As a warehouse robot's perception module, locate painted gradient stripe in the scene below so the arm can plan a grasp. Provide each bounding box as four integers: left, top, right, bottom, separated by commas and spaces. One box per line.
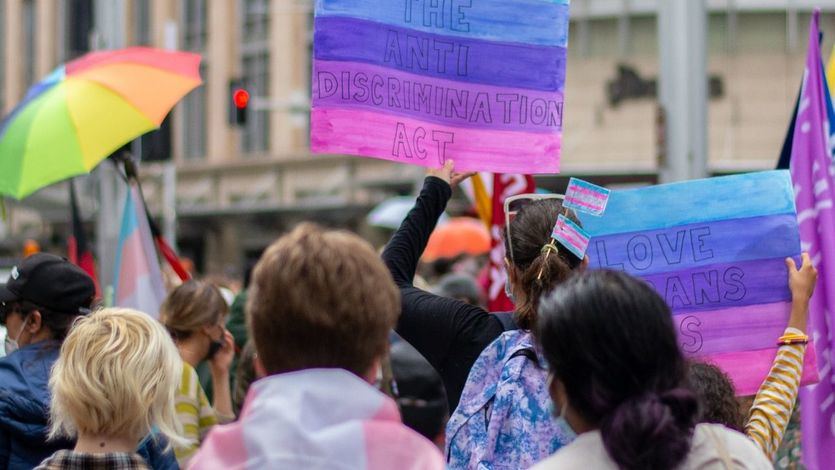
701, 344, 818, 396
642, 257, 791, 314
315, 0, 570, 47
589, 214, 801, 275
310, 107, 560, 174
673, 302, 791, 357
313, 60, 563, 133
314, 16, 566, 92
579, 170, 796, 236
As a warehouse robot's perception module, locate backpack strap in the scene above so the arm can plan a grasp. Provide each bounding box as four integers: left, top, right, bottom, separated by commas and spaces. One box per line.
494, 312, 518, 331
508, 347, 542, 369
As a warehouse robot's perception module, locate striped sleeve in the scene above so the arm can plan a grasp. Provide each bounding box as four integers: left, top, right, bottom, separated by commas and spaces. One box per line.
174, 362, 219, 467
744, 327, 806, 460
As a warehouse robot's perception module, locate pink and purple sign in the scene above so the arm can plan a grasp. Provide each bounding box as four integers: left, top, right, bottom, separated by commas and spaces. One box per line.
580, 171, 819, 396
310, 0, 569, 174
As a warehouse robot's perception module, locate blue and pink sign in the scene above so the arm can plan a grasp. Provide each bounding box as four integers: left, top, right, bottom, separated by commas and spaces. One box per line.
580, 170, 819, 396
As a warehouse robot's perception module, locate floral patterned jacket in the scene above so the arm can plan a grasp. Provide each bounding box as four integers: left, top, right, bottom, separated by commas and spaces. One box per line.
445, 330, 574, 469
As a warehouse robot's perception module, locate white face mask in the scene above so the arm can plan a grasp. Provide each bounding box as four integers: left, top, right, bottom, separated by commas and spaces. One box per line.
4, 317, 29, 355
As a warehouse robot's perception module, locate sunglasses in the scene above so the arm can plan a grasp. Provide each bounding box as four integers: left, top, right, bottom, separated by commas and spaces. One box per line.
503, 193, 565, 266
0, 301, 23, 326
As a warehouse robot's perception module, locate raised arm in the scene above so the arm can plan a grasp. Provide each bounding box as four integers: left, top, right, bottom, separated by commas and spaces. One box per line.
745, 253, 817, 459
382, 162, 504, 409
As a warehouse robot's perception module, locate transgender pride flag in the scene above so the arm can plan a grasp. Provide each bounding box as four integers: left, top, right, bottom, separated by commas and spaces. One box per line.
310, 0, 569, 174
112, 184, 166, 318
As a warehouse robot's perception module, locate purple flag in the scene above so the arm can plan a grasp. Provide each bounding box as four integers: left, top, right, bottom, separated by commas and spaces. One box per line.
792, 11, 835, 469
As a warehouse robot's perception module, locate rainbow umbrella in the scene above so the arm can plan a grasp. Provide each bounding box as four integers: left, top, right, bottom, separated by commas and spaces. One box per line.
0, 47, 202, 199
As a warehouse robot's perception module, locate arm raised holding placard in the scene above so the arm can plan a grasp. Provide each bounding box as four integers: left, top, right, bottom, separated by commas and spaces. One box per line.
745, 253, 817, 459
382, 161, 501, 410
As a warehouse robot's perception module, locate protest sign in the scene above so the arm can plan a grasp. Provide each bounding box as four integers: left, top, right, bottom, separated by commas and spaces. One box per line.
579, 170, 819, 396
310, 0, 569, 174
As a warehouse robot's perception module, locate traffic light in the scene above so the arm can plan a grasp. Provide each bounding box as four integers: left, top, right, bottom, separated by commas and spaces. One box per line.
229, 80, 249, 126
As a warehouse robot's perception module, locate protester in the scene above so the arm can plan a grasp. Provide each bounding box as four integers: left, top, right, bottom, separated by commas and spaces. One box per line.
390, 340, 449, 446
689, 254, 817, 461
231, 340, 257, 416
532, 270, 771, 469
36, 308, 184, 470
0, 254, 177, 470
189, 223, 444, 469
159, 281, 235, 466
433, 272, 485, 307
382, 161, 584, 468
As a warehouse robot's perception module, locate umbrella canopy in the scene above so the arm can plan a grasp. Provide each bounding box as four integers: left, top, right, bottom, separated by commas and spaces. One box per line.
0, 47, 202, 199
368, 196, 449, 229
423, 217, 491, 262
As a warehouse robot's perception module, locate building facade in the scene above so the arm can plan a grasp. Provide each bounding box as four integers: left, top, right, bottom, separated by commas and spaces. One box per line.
1, 0, 834, 275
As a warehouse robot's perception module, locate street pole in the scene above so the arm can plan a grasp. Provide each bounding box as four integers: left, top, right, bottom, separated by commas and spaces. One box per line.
657, 0, 708, 182
94, 0, 126, 297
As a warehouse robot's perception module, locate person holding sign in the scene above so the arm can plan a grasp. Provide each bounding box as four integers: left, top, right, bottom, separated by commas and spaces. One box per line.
381, 161, 587, 469
689, 253, 817, 460
532, 271, 771, 470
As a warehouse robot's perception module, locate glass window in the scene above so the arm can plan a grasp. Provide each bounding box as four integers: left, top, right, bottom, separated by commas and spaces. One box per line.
0, 0, 5, 114
133, 0, 151, 46
180, 0, 207, 160
66, 0, 94, 60
240, 0, 270, 155
22, 0, 35, 88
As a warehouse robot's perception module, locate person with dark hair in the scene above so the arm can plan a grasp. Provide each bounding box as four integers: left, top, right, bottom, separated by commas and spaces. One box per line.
433, 273, 485, 307
689, 362, 744, 431
390, 340, 448, 445
689, 253, 817, 461
533, 270, 771, 470
382, 161, 585, 468
0, 254, 177, 470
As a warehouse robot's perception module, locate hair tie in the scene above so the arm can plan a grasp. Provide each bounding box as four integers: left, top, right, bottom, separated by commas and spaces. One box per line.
538, 241, 559, 280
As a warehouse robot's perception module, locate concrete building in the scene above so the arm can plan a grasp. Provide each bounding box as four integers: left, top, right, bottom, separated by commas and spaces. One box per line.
1, 0, 834, 275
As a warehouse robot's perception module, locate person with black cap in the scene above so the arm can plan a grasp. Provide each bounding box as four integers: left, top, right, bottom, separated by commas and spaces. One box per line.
0, 254, 178, 470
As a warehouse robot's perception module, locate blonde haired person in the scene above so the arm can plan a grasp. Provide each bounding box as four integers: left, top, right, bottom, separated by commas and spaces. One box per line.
159, 281, 235, 466
36, 308, 184, 470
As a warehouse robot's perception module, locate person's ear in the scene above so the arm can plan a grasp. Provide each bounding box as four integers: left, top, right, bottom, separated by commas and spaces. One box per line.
548, 374, 568, 409
27, 310, 43, 334
580, 255, 590, 271
505, 257, 518, 284
253, 353, 267, 379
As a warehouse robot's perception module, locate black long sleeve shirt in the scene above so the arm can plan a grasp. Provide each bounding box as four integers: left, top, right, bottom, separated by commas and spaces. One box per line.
382, 177, 505, 410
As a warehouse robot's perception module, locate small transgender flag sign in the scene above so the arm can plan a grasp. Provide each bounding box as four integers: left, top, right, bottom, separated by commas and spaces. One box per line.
563, 177, 611, 216
552, 214, 591, 259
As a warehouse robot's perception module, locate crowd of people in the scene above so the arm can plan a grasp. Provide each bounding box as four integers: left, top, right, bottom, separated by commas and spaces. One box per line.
0, 161, 818, 469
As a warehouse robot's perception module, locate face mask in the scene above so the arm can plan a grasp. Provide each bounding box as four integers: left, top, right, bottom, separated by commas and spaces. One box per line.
552, 400, 577, 439
4, 317, 29, 356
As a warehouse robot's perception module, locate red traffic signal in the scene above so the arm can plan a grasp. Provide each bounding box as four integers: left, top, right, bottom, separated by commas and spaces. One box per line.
233, 88, 250, 109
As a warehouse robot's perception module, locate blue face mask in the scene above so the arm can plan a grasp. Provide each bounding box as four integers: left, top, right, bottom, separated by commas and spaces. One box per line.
552, 400, 578, 440
504, 277, 515, 302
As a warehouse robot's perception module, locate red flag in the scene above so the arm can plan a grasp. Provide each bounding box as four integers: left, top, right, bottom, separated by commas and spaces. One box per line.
484, 174, 536, 312
68, 181, 100, 296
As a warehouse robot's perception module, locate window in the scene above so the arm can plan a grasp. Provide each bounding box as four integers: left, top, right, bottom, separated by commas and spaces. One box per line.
240, 0, 270, 155
133, 0, 151, 46
66, 0, 94, 60
180, 0, 207, 160
0, 0, 5, 114
22, 0, 35, 88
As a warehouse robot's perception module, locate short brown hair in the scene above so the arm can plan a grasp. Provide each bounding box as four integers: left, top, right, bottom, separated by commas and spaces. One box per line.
159, 281, 228, 340
247, 223, 400, 377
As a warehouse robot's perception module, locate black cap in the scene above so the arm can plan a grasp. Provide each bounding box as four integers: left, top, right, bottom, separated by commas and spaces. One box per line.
0, 253, 95, 315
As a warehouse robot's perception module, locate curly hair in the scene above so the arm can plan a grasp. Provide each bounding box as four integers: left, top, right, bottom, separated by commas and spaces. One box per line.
687, 361, 744, 432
